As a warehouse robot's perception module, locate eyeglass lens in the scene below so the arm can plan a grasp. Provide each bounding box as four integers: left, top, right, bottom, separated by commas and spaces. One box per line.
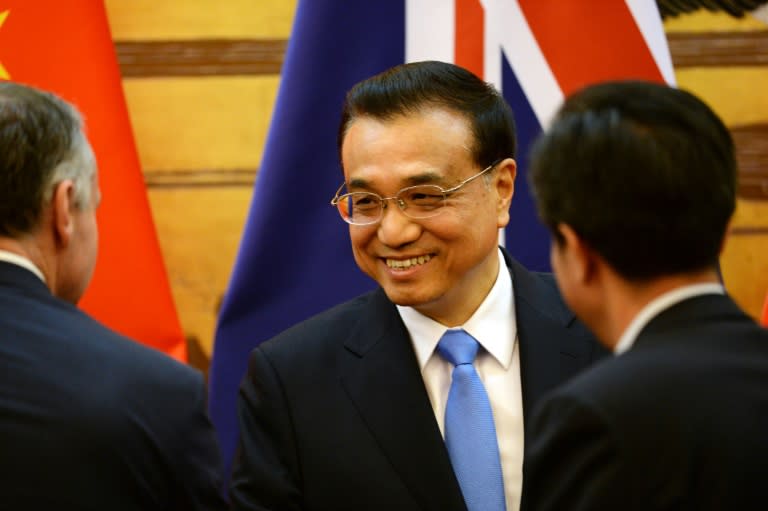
338, 185, 446, 224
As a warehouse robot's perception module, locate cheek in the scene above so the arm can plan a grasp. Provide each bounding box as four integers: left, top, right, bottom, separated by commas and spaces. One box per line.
349, 226, 367, 247
457, 190, 499, 229
550, 246, 559, 274
550, 242, 565, 278
85, 217, 99, 255
458, 205, 501, 246
348, 226, 375, 260
550, 244, 575, 303
348, 228, 381, 280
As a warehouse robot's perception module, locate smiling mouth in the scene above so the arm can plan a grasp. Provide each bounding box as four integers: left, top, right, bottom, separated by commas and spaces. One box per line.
385, 254, 432, 270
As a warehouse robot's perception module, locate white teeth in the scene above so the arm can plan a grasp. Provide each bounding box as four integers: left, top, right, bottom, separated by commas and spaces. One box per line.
386, 254, 432, 269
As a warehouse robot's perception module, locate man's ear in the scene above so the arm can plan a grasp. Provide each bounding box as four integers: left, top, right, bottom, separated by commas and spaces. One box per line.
495, 157, 516, 228
51, 180, 76, 249
557, 223, 597, 285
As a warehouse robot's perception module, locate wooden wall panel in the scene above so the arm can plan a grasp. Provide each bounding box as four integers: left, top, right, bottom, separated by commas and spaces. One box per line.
724, 198, 768, 322
675, 68, 768, 125
105, 0, 297, 40
732, 199, 768, 228
721, 225, 768, 320
147, 187, 253, 358
122, 76, 279, 171
669, 13, 768, 323
116, 40, 287, 77
104, 0, 294, 359
664, 10, 767, 31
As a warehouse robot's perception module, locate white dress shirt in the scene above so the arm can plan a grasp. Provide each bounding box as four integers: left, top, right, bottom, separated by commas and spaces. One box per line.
614, 282, 726, 354
398, 248, 523, 511
0, 249, 46, 283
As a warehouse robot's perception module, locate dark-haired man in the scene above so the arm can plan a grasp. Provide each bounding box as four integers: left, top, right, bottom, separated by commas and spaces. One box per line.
523, 80, 768, 510
230, 61, 606, 511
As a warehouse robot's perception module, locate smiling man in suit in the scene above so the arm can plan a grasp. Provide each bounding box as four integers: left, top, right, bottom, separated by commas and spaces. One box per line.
523, 80, 768, 510
0, 81, 227, 510
229, 61, 607, 511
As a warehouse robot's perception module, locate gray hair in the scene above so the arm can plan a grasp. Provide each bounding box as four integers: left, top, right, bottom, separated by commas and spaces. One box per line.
44, 127, 96, 209
0, 82, 96, 237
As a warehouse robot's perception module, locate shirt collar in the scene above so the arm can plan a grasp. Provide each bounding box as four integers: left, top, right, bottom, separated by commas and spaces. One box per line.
398, 248, 516, 370
0, 249, 46, 283
614, 282, 725, 355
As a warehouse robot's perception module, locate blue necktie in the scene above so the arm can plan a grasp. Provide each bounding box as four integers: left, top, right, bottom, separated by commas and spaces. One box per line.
438, 329, 506, 511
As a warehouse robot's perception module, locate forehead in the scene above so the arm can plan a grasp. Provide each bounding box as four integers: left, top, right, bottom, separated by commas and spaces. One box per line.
341, 108, 475, 187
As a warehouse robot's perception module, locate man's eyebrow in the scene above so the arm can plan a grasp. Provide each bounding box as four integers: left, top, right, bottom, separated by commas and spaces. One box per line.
406, 171, 444, 186
346, 177, 371, 190
347, 170, 446, 190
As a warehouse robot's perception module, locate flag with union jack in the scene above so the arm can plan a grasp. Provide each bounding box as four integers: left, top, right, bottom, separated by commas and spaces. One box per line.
209, 0, 676, 472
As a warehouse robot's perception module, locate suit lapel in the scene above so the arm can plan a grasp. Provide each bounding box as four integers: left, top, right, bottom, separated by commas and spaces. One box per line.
337, 253, 604, 509
340, 289, 467, 511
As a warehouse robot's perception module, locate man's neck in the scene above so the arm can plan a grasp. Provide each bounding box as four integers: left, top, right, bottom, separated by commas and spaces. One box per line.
600, 267, 722, 350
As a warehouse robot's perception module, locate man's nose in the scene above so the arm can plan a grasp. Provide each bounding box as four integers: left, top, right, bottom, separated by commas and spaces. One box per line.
377, 199, 421, 247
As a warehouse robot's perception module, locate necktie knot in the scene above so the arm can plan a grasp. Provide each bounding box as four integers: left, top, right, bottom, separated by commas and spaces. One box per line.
437, 329, 479, 367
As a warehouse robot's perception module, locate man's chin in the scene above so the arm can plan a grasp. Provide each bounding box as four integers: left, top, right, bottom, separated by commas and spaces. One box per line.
381, 286, 444, 313
381, 287, 429, 308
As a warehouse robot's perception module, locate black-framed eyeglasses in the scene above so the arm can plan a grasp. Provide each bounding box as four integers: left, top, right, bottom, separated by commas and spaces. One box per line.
330, 159, 503, 226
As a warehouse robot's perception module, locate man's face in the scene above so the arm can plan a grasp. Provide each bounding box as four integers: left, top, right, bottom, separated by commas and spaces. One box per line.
340, 108, 514, 325
549, 228, 605, 346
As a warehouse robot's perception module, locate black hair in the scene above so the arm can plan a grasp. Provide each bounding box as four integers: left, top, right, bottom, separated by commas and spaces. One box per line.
529, 80, 736, 280
338, 60, 516, 169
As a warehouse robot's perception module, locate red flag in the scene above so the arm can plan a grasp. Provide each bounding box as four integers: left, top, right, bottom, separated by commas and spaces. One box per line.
0, 1, 186, 361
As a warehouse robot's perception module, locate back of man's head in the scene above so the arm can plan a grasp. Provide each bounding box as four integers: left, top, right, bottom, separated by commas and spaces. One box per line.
337, 60, 517, 169
529, 80, 736, 281
0, 81, 94, 237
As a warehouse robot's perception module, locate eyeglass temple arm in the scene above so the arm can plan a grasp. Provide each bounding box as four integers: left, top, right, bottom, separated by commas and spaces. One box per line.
330, 182, 346, 205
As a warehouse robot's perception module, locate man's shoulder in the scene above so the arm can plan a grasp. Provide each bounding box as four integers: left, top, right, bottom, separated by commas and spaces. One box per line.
503, 252, 565, 310
547, 339, 702, 414
1, 288, 206, 446
5, 288, 200, 389
257, 288, 392, 358
82, 320, 202, 393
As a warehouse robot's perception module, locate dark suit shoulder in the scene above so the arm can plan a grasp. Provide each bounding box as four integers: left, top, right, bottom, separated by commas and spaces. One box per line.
1, 282, 204, 438
528, 311, 768, 510
2, 281, 198, 376
0, 274, 226, 510
543, 305, 768, 434
58, 301, 200, 388
257, 288, 385, 360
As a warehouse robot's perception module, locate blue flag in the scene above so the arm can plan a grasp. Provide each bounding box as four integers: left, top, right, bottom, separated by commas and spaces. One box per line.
209, 0, 674, 473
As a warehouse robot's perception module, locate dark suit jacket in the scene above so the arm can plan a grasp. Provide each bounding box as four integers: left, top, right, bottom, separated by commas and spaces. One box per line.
230, 251, 607, 511
523, 293, 768, 511
0, 261, 227, 510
